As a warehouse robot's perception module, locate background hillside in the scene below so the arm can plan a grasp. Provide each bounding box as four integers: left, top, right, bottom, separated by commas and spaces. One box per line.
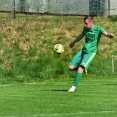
0, 13, 117, 84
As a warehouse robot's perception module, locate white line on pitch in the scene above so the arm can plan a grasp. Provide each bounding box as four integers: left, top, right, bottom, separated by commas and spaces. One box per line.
26, 110, 117, 117
1, 110, 116, 117
0, 81, 117, 87
31, 110, 117, 116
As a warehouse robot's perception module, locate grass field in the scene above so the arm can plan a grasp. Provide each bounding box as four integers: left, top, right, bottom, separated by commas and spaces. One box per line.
0, 75, 117, 117
0, 13, 117, 117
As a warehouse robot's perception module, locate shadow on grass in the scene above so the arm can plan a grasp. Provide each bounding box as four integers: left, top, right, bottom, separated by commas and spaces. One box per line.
42, 89, 68, 92
102, 84, 117, 86
91, 84, 117, 86
51, 89, 68, 91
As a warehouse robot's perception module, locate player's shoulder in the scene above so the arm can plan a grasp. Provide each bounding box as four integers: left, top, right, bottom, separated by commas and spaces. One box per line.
93, 25, 103, 29
93, 25, 105, 31
93, 25, 105, 33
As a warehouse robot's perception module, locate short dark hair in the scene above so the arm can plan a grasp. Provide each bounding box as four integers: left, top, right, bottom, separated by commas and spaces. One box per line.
84, 16, 94, 22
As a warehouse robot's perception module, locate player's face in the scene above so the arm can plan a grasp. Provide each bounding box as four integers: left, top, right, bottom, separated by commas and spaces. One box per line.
84, 19, 94, 29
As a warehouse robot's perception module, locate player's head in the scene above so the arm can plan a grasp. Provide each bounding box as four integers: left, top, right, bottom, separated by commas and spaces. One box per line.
84, 16, 94, 29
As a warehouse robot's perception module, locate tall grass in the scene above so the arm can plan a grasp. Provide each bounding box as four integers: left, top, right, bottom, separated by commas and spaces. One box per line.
0, 13, 117, 83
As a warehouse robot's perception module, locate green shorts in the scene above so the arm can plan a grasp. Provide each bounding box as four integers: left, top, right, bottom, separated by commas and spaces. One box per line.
70, 50, 96, 70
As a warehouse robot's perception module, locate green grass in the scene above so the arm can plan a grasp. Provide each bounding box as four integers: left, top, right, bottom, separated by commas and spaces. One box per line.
0, 76, 117, 117
0, 12, 117, 117
0, 12, 117, 83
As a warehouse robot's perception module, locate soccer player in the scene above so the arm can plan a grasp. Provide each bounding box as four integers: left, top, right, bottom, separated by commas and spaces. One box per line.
68, 16, 114, 92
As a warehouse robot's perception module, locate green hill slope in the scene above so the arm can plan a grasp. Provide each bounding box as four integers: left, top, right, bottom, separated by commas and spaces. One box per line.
0, 13, 117, 83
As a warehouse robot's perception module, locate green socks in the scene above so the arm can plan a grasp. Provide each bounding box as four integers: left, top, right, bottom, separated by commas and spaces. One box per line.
73, 73, 82, 87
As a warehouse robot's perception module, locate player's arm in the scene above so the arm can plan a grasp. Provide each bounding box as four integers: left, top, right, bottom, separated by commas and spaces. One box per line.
103, 32, 114, 38
70, 33, 84, 48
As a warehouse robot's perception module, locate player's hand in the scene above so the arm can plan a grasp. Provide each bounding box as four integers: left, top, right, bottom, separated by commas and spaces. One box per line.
109, 33, 114, 38
103, 32, 114, 38
70, 42, 75, 48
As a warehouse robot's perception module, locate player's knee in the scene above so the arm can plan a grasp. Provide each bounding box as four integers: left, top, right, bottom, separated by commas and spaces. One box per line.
78, 66, 84, 73
68, 65, 75, 70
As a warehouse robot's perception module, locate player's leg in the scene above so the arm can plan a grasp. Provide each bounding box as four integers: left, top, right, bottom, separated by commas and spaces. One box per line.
68, 50, 83, 71
72, 65, 84, 87
68, 52, 96, 92
68, 66, 84, 92
68, 50, 83, 92
80, 52, 96, 70
69, 51, 87, 74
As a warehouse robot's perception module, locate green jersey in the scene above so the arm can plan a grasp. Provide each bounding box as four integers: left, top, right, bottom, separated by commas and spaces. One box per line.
82, 25, 105, 53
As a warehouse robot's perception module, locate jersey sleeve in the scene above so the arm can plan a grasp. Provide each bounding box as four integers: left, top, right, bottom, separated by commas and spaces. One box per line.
100, 26, 106, 33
